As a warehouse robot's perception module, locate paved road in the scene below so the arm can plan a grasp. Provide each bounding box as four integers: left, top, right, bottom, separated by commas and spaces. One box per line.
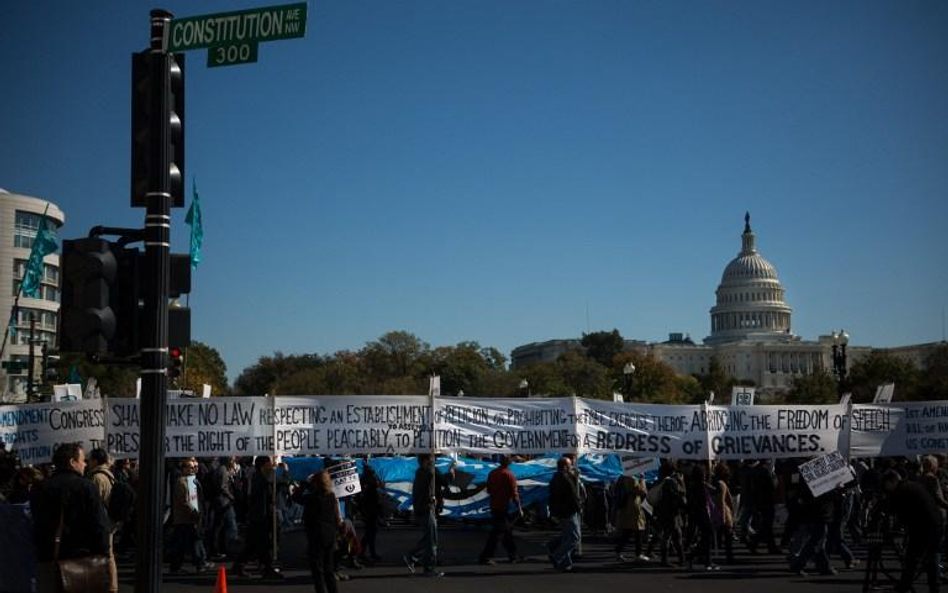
117, 524, 890, 593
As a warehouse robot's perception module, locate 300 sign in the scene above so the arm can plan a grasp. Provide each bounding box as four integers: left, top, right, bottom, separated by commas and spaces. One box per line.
207, 42, 259, 67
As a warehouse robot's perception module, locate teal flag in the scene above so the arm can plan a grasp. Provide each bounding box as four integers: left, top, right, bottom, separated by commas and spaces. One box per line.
185, 179, 204, 269
21, 207, 58, 297
68, 365, 82, 385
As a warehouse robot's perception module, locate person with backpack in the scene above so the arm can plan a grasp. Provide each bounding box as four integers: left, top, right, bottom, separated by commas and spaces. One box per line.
646, 461, 687, 567
87, 447, 119, 593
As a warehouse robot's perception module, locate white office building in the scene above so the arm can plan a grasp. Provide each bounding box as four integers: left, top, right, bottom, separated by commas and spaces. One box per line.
0, 189, 65, 402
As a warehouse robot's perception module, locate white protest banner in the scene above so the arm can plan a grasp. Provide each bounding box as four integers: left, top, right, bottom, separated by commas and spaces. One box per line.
105, 397, 273, 459
798, 451, 854, 497
435, 397, 578, 456
731, 386, 755, 406
329, 461, 361, 498
0, 399, 107, 464
872, 383, 895, 404
275, 396, 432, 456
576, 400, 701, 458
850, 401, 948, 458
704, 404, 851, 460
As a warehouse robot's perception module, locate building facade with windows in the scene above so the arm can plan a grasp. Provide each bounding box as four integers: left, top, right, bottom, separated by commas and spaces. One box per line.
511, 214, 873, 399
0, 189, 65, 402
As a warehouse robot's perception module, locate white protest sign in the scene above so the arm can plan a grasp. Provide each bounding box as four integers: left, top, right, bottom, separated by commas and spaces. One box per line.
329, 461, 361, 498
435, 397, 578, 456
798, 451, 854, 497
619, 455, 659, 477
731, 386, 755, 406
275, 396, 432, 456
53, 384, 82, 402
429, 376, 441, 397
850, 402, 948, 458
0, 399, 107, 464
873, 383, 895, 404
202, 384, 212, 398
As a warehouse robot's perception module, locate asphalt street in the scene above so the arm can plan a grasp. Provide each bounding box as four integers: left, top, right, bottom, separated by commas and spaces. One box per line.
115, 523, 894, 593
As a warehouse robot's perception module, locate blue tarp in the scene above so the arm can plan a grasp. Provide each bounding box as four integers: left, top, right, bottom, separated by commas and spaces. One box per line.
283, 454, 654, 520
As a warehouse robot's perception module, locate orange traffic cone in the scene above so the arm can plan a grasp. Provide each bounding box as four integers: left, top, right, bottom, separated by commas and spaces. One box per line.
214, 565, 228, 593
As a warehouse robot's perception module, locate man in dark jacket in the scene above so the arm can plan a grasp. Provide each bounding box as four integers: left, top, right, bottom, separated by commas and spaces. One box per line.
232, 456, 282, 579
403, 454, 452, 577
548, 455, 582, 571
204, 456, 238, 560
883, 470, 943, 593
31, 442, 111, 593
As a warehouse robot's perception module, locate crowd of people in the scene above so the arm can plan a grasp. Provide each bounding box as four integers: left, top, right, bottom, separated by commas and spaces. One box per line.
0, 443, 945, 593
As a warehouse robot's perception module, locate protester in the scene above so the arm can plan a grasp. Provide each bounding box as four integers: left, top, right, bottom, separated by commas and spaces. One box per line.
713, 462, 736, 564
747, 459, 780, 554
547, 455, 582, 572
612, 472, 648, 562
356, 460, 384, 563
30, 442, 111, 593
786, 467, 835, 577
883, 469, 944, 593
204, 456, 239, 561
297, 470, 343, 593
87, 447, 119, 592
233, 455, 283, 578
403, 454, 450, 577
684, 464, 718, 571
479, 455, 523, 565
646, 462, 686, 567
168, 457, 212, 574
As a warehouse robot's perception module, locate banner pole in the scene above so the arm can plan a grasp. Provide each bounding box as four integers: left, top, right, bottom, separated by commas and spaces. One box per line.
271, 394, 278, 564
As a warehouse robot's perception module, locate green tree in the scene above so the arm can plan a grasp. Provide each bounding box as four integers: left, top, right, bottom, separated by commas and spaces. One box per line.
581, 329, 625, 368
612, 351, 686, 403
180, 341, 228, 396
361, 331, 430, 380
234, 352, 323, 395
847, 350, 920, 403
787, 371, 838, 404
695, 356, 736, 403
54, 353, 139, 398
918, 343, 948, 401
556, 351, 613, 399
425, 342, 493, 396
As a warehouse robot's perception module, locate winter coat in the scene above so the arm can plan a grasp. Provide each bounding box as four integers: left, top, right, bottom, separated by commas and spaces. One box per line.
614, 475, 647, 531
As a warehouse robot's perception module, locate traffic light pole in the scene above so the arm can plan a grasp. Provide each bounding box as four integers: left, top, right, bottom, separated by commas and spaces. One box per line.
135, 10, 173, 593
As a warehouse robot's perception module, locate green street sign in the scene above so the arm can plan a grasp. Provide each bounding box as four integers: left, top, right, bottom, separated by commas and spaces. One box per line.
165, 3, 307, 64
208, 42, 260, 68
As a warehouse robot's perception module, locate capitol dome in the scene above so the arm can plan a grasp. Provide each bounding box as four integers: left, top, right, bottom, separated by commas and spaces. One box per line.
705, 213, 793, 345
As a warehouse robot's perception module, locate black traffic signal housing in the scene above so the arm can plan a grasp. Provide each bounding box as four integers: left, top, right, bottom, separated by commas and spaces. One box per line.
169, 346, 184, 379
59, 238, 120, 353
131, 50, 185, 207
59, 238, 191, 356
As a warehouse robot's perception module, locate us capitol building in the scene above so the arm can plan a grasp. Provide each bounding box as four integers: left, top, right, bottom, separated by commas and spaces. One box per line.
512, 214, 887, 399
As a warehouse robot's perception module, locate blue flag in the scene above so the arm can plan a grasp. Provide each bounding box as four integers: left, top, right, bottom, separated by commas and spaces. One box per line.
21, 206, 58, 297
185, 179, 204, 269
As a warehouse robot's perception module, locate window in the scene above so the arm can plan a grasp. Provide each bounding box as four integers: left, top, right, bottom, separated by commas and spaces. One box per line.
13, 210, 58, 250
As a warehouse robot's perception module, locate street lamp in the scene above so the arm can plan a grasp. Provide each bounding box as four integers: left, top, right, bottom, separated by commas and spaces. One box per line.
831, 329, 849, 394
623, 362, 636, 400
518, 379, 529, 398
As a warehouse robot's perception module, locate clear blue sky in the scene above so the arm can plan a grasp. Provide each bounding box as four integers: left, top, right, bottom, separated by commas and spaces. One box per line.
2, 1, 946, 382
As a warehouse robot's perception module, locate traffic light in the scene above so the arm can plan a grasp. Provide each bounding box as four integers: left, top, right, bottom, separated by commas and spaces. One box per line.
59, 238, 119, 353
169, 347, 183, 379
131, 51, 185, 207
